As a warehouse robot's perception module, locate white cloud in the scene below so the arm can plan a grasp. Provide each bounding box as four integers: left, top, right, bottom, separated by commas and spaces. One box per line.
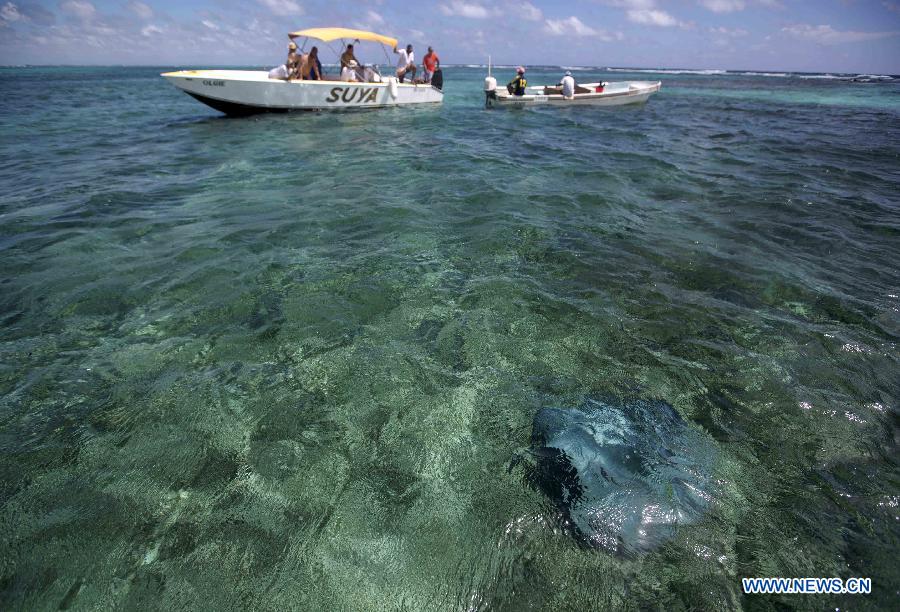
1, 2, 24, 22
201, 20, 219, 31
544, 16, 621, 41
365, 9, 384, 25
352, 8, 385, 32
439, 2, 495, 19
141, 24, 162, 37
627, 9, 681, 27
601, 0, 656, 8
544, 16, 596, 36
128, 1, 152, 20
709, 26, 748, 36
257, 0, 303, 16
60, 0, 95, 21
519, 2, 543, 21
782, 24, 899, 45
699, 0, 745, 12
599, 0, 687, 27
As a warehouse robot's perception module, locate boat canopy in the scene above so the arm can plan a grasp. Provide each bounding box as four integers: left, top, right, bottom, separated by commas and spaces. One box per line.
288, 27, 397, 48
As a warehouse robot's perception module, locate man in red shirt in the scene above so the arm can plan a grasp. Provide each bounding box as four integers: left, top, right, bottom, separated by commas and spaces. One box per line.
422, 46, 440, 84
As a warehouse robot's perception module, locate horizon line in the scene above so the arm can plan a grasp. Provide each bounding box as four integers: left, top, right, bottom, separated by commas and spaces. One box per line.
0, 64, 897, 77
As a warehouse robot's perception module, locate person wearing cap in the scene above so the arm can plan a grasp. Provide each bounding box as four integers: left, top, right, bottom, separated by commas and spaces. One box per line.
561, 70, 576, 99
340, 44, 359, 70
507, 66, 527, 96
285, 41, 301, 80
422, 46, 439, 84
341, 59, 360, 82
393, 43, 416, 83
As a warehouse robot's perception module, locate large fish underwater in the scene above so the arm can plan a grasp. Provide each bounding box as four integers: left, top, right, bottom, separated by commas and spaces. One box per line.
518, 398, 718, 555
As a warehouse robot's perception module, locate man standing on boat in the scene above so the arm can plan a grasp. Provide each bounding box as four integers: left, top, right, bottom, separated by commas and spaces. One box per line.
422, 46, 439, 84
340, 44, 359, 71
394, 44, 416, 83
507, 66, 527, 96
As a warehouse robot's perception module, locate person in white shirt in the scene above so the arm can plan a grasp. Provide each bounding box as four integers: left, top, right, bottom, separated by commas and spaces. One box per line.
393, 44, 416, 83
341, 59, 360, 82
561, 70, 576, 99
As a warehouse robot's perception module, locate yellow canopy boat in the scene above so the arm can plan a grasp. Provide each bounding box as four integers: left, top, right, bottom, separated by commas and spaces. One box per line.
161, 27, 442, 115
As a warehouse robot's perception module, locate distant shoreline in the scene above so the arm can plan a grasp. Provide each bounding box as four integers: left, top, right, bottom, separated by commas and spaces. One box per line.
0, 63, 900, 83
2, 64, 896, 81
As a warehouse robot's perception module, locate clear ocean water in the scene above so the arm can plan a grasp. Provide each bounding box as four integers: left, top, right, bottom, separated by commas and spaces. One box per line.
1, 66, 898, 610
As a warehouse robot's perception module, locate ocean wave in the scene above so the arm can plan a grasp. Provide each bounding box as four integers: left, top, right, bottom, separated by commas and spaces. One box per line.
796, 74, 851, 80
447, 64, 519, 70
608, 68, 727, 75
736, 71, 790, 78
795, 73, 895, 81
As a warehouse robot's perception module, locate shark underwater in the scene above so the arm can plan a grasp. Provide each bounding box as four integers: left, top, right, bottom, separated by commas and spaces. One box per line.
520, 398, 719, 555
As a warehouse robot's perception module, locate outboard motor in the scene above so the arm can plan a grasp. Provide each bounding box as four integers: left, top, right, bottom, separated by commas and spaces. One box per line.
431, 68, 443, 91
484, 75, 497, 108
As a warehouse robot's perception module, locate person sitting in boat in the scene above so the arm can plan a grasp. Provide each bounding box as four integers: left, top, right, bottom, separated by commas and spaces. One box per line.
303, 46, 322, 80
394, 44, 416, 83
295, 49, 309, 79
561, 70, 576, 99
340, 44, 359, 70
341, 60, 360, 82
268, 41, 297, 80
285, 41, 301, 80
507, 66, 527, 96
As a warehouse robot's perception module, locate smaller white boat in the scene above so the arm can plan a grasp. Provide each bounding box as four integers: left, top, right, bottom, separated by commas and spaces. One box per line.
484, 75, 660, 108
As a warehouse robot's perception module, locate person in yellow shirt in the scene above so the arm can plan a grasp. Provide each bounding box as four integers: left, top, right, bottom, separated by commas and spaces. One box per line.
507, 66, 527, 95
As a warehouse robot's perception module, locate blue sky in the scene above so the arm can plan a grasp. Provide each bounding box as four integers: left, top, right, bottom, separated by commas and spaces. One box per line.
1, 1, 898, 72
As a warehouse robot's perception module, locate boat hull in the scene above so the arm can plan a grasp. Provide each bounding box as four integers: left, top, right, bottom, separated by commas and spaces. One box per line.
162, 70, 443, 115
486, 81, 661, 108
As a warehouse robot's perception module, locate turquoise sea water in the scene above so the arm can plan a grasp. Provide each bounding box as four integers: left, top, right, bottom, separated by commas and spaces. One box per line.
1, 66, 898, 610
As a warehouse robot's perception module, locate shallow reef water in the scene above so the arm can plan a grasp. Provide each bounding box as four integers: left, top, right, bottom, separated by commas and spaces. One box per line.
525, 398, 718, 555
0, 66, 898, 610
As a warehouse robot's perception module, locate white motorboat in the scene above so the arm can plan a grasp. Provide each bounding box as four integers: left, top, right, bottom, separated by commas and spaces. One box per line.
484, 75, 660, 108
162, 28, 443, 115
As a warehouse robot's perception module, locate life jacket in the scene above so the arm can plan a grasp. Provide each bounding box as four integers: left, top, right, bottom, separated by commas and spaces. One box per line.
507, 75, 527, 96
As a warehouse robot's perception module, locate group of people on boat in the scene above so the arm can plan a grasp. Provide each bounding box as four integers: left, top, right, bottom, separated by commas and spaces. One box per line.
506, 67, 599, 99
389, 43, 440, 84
278, 41, 323, 80
271, 40, 440, 85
